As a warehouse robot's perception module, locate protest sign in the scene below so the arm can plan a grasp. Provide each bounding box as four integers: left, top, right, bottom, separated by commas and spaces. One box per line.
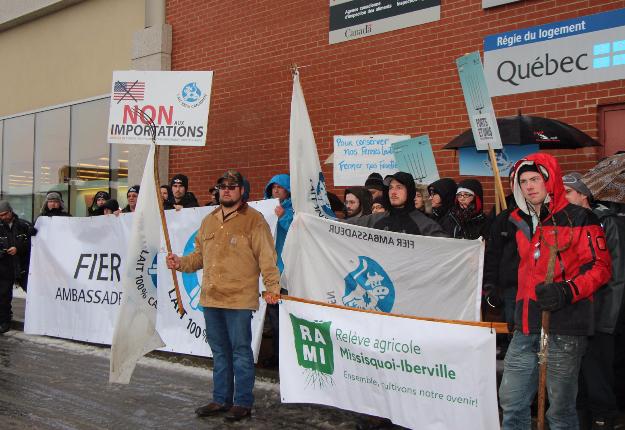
333, 135, 409, 186
281, 213, 484, 322
279, 299, 500, 430
107, 70, 213, 146
459, 144, 539, 177
391, 135, 440, 184
26, 200, 279, 362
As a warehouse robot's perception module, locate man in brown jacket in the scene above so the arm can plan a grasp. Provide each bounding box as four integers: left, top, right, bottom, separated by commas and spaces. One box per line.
166, 170, 280, 421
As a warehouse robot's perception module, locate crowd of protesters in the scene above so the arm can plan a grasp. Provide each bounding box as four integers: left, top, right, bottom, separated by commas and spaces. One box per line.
3, 150, 624, 429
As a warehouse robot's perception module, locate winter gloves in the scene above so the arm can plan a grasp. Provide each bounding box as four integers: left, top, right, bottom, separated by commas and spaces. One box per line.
483, 284, 503, 308
534, 282, 573, 312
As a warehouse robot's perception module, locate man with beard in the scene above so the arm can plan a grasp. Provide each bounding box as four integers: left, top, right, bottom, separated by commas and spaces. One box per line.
166, 170, 280, 421
343, 172, 448, 430
164, 174, 199, 210
342, 187, 373, 219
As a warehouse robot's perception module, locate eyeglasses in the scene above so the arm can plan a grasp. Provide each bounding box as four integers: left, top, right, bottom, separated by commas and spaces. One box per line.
456, 193, 474, 199
218, 184, 239, 190
372, 204, 384, 210
344, 200, 359, 206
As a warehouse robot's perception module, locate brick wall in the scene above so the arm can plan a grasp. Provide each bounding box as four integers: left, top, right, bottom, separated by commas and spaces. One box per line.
166, 0, 625, 209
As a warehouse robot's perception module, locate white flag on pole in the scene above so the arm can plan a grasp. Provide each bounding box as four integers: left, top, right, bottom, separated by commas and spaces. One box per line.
289, 72, 337, 219
110, 143, 166, 383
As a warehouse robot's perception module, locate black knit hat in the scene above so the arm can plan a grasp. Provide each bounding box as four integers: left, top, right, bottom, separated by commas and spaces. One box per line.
171, 174, 189, 190
364, 172, 384, 191
127, 185, 140, 196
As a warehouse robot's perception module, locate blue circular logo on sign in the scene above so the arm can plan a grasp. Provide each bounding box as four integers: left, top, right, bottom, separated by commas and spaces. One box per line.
342, 256, 395, 313
182, 82, 202, 103
181, 230, 203, 310
149, 254, 158, 288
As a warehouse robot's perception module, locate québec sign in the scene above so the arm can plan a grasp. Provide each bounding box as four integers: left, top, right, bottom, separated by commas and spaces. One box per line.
483, 8, 625, 97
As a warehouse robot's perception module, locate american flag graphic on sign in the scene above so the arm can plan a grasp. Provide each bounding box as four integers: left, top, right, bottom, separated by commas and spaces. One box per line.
113, 81, 145, 103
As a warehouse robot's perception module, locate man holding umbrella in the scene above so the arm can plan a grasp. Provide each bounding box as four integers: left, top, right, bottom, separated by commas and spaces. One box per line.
498, 153, 611, 430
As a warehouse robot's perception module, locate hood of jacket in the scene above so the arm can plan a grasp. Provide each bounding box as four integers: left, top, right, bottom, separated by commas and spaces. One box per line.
342, 186, 373, 218
264, 174, 291, 199
511, 153, 567, 216
428, 178, 457, 215
383, 172, 416, 212
456, 178, 484, 214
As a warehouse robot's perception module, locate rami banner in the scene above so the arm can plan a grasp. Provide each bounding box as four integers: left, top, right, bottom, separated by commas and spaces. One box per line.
484, 8, 625, 97
333, 135, 408, 186
280, 213, 484, 322
107, 70, 213, 146
279, 299, 500, 430
26, 200, 279, 362
155, 199, 279, 361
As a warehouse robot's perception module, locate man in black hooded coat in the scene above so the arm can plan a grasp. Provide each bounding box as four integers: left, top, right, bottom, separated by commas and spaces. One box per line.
344, 172, 448, 237
427, 178, 457, 236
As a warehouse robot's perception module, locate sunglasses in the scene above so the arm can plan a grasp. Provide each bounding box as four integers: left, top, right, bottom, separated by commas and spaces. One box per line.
218, 184, 239, 190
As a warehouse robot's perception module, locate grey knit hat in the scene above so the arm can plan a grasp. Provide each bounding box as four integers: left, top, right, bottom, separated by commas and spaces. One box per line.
0, 200, 13, 213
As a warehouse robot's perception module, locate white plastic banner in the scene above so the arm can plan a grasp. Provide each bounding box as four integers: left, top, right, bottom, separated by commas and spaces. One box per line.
107, 70, 213, 146
26, 200, 279, 363
281, 213, 484, 321
280, 300, 499, 430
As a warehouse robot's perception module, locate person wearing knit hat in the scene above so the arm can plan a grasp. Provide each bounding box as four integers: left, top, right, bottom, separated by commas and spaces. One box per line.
165, 173, 199, 211
562, 172, 593, 207
364, 172, 384, 199
342, 187, 373, 219
448, 179, 493, 240
427, 178, 458, 236
88, 191, 110, 216
371, 195, 386, 213
38, 191, 72, 218
122, 185, 140, 213
97, 199, 121, 216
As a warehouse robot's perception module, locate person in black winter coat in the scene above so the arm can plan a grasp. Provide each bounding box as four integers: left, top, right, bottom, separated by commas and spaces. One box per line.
342, 187, 373, 219
427, 178, 457, 236
164, 174, 199, 210
0, 201, 37, 332
88, 191, 110, 216
121, 185, 140, 213
37, 191, 72, 219
448, 179, 493, 240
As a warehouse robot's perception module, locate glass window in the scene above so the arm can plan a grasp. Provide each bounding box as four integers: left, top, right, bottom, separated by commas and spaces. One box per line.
111, 143, 130, 210
34, 107, 70, 218
70, 98, 111, 216
2, 115, 34, 221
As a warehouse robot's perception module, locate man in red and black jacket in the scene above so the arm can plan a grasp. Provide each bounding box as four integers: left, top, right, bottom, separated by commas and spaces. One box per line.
499, 153, 612, 430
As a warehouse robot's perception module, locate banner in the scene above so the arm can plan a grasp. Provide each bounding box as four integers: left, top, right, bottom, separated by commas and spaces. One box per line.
391, 135, 440, 184
329, 0, 441, 45
155, 199, 279, 361
110, 143, 165, 384
107, 70, 213, 146
333, 135, 408, 186
279, 299, 499, 430
484, 8, 625, 96
281, 213, 484, 322
456, 52, 503, 151
26, 200, 279, 362
289, 73, 337, 219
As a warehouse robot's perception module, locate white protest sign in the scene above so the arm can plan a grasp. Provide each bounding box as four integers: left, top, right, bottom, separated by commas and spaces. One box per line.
333, 135, 409, 186
280, 299, 500, 430
107, 70, 213, 146
281, 213, 484, 322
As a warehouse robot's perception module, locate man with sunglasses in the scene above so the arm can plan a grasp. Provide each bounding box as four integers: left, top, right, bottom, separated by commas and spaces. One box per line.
166, 170, 280, 421
0, 201, 37, 333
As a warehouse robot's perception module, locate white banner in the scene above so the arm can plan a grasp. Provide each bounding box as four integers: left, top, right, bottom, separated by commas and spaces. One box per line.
155, 199, 279, 361
289, 73, 337, 219
26, 200, 279, 362
280, 300, 499, 430
107, 70, 213, 146
281, 213, 484, 321
333, 135, 409, 186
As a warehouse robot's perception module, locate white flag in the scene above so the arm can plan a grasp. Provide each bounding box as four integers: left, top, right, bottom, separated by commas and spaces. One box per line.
110, 143, 166, 383
282, 213, 484, 321
289, 73, 337, 219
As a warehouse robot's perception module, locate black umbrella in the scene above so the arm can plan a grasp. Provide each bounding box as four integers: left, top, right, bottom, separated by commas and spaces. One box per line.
443, 113, 601, 150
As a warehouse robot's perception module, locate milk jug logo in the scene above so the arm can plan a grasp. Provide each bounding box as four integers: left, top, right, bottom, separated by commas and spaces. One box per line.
177, 82, 208, 108
343, 256, 395, 313
289, 313, 334, 389
309, 172, 337, 219
181, 230, 202, 310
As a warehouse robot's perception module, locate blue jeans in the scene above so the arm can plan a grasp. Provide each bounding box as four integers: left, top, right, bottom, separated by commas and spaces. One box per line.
499, 331, 587, 430
203, 307, 255, 409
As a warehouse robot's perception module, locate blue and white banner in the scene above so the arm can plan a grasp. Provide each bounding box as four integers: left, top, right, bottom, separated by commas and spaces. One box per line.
280, 299, 499, 430
484, 8, 625, 96
281, 213, 484, 322
459, 144, 539, 177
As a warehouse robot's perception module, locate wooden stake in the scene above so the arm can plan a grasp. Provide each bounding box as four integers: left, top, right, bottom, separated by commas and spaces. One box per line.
488, 146, 507, 211
154, 145, 185, 316
262, 292, 510, 333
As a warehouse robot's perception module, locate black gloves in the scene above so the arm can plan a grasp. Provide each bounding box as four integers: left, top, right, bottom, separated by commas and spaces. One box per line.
483, 284, 503, 308
535, 282, 573, 312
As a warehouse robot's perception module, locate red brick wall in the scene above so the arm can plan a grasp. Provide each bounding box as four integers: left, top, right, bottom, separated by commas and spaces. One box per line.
166, 0, 625, 209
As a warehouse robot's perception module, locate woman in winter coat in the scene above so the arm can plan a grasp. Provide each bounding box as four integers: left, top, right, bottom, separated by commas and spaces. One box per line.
427, 178, 457, 236
448, 179, 493, 240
